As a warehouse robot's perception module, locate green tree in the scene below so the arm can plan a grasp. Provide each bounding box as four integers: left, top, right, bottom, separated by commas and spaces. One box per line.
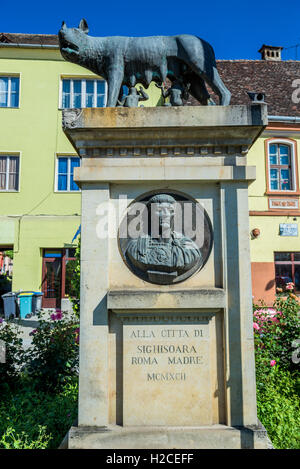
69, 238, 80, 318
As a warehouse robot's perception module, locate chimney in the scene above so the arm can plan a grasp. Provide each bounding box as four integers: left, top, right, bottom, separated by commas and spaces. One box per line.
247, 91, 266, 103
259, 44, 283, 61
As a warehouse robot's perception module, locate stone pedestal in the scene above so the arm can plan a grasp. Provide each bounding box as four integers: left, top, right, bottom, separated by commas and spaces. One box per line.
63, 105, 271, 449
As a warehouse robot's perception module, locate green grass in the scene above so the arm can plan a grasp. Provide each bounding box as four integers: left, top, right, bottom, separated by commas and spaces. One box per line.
0, 365, 298, 448
256, 368, 300, 449
1, 370, 299, 449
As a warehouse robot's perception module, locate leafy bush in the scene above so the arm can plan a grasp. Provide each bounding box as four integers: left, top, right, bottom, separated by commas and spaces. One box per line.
69, 238, 80, 318
0, 378, 78, 449
0, 426, 51, 449
0, 320, 24, 389
0, 274, 12, 296
256, 367, 300, 449
254, 294, 300, 449
3, 250, 14, 260
23, 310, 79, 392
253, 294, 300, 373
0, 310, 79, 448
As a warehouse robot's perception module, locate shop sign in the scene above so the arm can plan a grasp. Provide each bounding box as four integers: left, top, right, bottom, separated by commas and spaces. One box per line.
279, 224, 298, 237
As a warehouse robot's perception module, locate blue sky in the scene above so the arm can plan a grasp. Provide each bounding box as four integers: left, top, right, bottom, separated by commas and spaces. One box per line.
1, 0, 300, 60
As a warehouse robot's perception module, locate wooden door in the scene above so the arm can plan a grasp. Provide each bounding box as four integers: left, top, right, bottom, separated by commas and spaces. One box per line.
42, 256, 62, 308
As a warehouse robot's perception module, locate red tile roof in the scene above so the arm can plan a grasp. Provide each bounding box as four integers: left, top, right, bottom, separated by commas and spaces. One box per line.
0, 32, 58, 46
186, 60, 300, 117
218, 60, 300, 116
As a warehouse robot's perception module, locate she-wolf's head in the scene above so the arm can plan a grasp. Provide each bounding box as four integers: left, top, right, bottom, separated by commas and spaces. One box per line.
58, 19, 90, 63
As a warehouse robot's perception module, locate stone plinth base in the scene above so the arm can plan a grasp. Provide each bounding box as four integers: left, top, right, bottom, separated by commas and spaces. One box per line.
61, 105, 271, 445
67, 424, 272, 449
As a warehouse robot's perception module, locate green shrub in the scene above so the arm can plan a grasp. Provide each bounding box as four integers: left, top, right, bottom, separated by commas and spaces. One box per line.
0, 378, 78, 449
253, 295, 300, 449
0, 320, 24, 389
0, 274, 12, 296
23, 310, 79, 392
69, 238, 80, 318
253, 294, 300, 373
0, 426, 51, 449
3, 250, 14, 260
256, 367, 300, 449
0, 311, 79, 448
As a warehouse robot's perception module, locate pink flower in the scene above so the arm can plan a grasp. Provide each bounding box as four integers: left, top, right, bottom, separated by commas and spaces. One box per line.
270, 360, 276, 367
0, 318, 3, 324
286, 283, 294, 291
29, 329, 37, 336
253, 308, 282, 332
50, 312, 63, 320
253, 322, 260, 331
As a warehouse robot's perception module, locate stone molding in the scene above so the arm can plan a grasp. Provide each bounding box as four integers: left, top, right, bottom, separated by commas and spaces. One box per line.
63, 105, 267, 159
114, 313, 214, 323
77, 145, 250, 158
108, 288, 226, 310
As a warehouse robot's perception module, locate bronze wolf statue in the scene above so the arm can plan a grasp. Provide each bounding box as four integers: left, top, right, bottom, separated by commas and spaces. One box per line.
58, 19, 231, 108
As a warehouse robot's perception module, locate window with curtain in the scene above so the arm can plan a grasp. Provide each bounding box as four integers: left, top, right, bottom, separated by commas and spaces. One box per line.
0, 156, 19, 191
61, 78, 106, 108
268, 142, 294, 191
275, 252, 300, 292
0, 76, 20, 108
57, 156, 80, 191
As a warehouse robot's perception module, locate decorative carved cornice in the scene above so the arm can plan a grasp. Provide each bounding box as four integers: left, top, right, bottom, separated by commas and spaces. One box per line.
62, 109, 83, 130
116, 313, 214, 323
78, 145, 250, 158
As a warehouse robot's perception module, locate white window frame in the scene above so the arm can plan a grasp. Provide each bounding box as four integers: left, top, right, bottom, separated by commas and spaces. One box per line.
55, 155, 81, 193
0, 154, 20, 192
59, 77, 107, 109
0, 75, 20, 108
267, 139, 297, 193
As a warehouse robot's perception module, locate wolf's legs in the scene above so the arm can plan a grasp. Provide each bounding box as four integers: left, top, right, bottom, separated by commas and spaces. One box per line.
106, 65, 124, 107
205, 67, 231, 106
188, 63, 231, 105
189, 62, 230, 106
188, 74, 211, 105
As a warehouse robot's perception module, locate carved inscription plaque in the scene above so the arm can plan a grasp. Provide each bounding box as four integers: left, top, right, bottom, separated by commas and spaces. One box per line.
122, 313, 219, 426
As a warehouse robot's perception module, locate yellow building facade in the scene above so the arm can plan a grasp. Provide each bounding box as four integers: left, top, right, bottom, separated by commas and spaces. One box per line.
0, 35, 299, 308
249, 125, 300, 304
0, 33, 161, 310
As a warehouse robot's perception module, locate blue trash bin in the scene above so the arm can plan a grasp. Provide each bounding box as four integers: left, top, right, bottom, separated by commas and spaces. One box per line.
17, 292, 34, 319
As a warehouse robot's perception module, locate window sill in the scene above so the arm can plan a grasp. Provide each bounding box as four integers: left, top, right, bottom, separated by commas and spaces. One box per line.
250, 210, 300, 216
265, 191, 300, 196
0, 190, 20, 193
58, 106, 104, 111
55, 190, 81, 194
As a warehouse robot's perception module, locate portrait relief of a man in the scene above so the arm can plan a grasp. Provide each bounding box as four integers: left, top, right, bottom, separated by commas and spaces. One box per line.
123, 193, 208, 285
